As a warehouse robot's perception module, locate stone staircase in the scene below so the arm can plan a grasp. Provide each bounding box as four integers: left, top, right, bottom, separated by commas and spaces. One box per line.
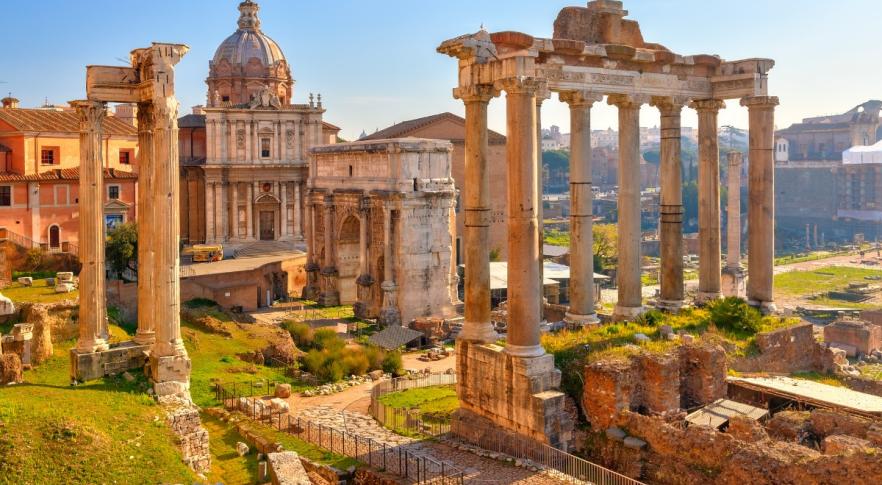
232, 240, 305, 259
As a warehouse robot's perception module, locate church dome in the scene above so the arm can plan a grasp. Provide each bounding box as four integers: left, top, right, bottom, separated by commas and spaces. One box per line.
207, 1, 293, 107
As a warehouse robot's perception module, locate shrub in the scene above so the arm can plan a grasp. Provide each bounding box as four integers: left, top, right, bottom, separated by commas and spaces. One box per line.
341, 350, 370, 377
184, 298, 218, 309
284, 321, 314, 349
382, 351, 404, 376
636, 309, 664, 327
313, 328, 344, 351
363, 345, 385, 370
708, 297, 762, 334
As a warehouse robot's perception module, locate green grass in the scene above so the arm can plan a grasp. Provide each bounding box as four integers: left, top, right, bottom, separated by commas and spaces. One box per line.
774, 250, 844, 266
774, 265, 882, 297
857, 364, 882, 381
1, 279, 79, 304
378, 385, 458, 413
0, 329, 194, 484
791, 371, 846, 387
641, 272, 659, 286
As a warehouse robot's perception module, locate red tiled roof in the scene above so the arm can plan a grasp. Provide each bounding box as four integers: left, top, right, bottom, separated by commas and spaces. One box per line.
0, 168, 138, 182
361, 112, 506, 144
322, 121, 341, 131
0, 108, 137, 136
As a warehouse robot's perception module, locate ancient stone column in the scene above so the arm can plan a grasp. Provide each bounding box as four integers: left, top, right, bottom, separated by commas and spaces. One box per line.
379, 201, 401, 326
608, 94, 645, 320
230, 182, 239, 239
293, 182, 302, 239
652, 97, 686, 311
246, 183, 254, 239
134, 102, 156, 345
560, 90, 602, 326
354, 198, 374, 318
148, 44, 191, 398
536, 89, 549, 320
742, 96, 780, 312
319, 195, 340, 306
454, 85, 498, 343
217, 182, 227, 240
691, 99, 725, 304
281, 182, 288, 238
722, 151, 746, 297
499, 77, 544, 357
72, 100, 109, 353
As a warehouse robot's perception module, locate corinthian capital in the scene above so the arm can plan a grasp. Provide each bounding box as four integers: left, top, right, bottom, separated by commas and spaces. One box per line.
495, 76, 544, 96
152, 98, 180, 128
607, 94, 649, 109
650, 96, 689, 114
740, 95, 779, 110
453, 84, 499, 103
71, 100, 107, 131
689, 98, 726, 113
136, 102, 154, 131
559, 90, 603, 108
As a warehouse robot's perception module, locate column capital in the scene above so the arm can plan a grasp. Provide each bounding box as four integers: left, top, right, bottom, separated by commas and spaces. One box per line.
495, 76, 544, 96
559, 90, 603, 108
70, 100, 107, 128
740, 95, 780, 109
650, 96, 689, 113
453, 84, 499, 103
689, 98, 726, 113
607, 94, 649, 109
136, 102, 154, 130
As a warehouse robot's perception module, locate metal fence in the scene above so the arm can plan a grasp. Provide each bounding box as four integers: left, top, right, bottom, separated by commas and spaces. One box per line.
450, 420, 644, 485
370, 373, 457, 437
215, 381, 465, 484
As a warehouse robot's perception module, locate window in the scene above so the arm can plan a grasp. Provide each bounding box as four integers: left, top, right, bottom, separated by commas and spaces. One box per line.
119, 150, 131, 164
41, 148, 56, 165
108, 185, 120, 200
222, 95, 230, 102
0, 186, 10, 206
260, 138, 271, 158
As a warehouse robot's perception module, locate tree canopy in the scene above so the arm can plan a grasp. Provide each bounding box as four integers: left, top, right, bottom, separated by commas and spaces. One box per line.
105, 222, 138, 281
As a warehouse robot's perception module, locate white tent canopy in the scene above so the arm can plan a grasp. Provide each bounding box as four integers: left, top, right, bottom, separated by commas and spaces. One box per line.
843, 140, 882, 165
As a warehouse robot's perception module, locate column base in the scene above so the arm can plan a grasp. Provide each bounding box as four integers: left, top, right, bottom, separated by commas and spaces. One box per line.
504, 343, 546, 358
76, 338, 110, 354
613, 304, 644, 321
564, 311, 600, 328
655, 299, 686, 313
133, 330, 156, 346
378, 306, 402, 327
695, 291, 723, 305
70, 341, 150, 383
317, 291, 340, 307
458, 321, 498, 343
748, 299, 777, 315
149, 353, 192, 399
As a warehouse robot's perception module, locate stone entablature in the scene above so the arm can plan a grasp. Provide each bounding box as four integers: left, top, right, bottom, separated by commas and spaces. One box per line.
306, 139, 457, 326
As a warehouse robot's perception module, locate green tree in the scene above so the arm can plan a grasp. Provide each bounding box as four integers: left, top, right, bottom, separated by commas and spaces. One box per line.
541, 150, 569, 171
105, 222, 138, 280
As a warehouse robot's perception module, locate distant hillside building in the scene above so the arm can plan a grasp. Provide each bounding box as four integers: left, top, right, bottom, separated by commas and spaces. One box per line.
361, 112, 509, 262
775, 100, 882, 244
0, 98, 138, 251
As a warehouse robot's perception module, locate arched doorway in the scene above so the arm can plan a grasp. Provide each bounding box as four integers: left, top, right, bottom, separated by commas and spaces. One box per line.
48, 225, 60, 251
336, 215, 360, 304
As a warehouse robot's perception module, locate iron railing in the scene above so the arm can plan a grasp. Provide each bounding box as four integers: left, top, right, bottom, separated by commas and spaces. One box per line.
370, 373, 457, 437
450, 420, 645, 485
215, 380, 465, 484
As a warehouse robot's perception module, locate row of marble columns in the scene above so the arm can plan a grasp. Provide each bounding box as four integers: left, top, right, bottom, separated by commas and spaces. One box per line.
456, 80, 779, 354
74, 98, 188, 363
205, 180, 304, 242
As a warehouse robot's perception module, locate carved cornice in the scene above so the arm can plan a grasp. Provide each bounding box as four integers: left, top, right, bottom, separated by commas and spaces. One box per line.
495, 76, 544, 96
740, 95, 780, 110
607, 93, 649, 109
453, 84, 499, 103
689, 98, 726, 113
558, 90, 603, 108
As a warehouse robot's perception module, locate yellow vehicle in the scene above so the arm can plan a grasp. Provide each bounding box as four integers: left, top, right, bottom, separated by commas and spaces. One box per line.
183, 244, 224, 263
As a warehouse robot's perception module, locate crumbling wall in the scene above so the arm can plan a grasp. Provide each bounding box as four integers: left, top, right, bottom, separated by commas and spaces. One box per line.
164, 400, 211, 473
598, 411, 882, 485
732, 323, 844, 374
583, 343, 726, 429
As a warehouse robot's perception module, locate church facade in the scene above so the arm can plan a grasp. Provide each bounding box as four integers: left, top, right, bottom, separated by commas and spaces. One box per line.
179, 0, 339, 246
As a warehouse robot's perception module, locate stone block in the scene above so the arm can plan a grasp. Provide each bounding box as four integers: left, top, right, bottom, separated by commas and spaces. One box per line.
267, 451, 311, 485
70, 341, 150, 383
17, 277, 32, 286
0, 353, 23, 384
56, 272, 74, 282
0, 292, 14, 316
237, 442, 249, 456
274, 383, 292, 398
150, 353, 192, 397
54, 283, 75, 293
822, 434, 873, 455
606, 427, 626, 441
623, 437, 646, 450
634, 333, 650, 343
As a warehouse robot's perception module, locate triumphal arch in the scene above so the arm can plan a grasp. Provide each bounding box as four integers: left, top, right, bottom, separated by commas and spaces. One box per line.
70, 43, 192, 399
439, 0, 777, 448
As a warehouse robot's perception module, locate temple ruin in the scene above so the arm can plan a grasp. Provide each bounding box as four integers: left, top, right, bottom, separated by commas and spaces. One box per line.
70, 43, 192, 399
439, 0, 777, 448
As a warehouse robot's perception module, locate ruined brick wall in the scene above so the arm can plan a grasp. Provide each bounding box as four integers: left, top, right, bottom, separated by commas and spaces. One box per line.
583, 344, 726, 429
823, 320, 881, 356
732, 323, 844, 374
679, 344, 728, 409
165, 403, 211, 473
598, 411, 882, 485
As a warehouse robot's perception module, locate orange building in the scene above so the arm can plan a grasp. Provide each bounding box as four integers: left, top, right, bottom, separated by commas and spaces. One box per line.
0, 98, 139, 251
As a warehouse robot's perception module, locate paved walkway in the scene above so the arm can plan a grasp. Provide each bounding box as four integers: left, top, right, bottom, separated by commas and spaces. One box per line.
292, 406, 566, 484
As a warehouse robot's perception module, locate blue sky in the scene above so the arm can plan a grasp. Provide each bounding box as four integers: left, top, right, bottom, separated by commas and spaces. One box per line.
2, 1, 880, 140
